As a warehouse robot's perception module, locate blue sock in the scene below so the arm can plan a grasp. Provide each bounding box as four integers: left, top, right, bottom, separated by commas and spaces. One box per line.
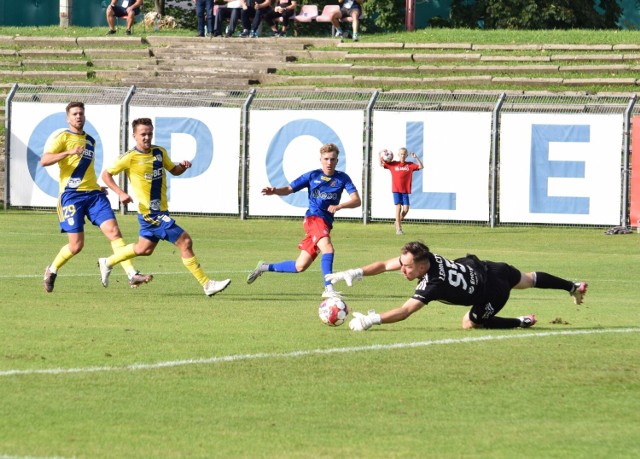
321, 253, 334, 286
269, 260, 298, 273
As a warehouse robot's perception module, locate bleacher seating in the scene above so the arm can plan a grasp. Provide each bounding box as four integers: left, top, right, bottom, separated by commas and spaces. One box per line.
294, 4, 319, 22
314, 5, 340, 36
2, 35, 640, 201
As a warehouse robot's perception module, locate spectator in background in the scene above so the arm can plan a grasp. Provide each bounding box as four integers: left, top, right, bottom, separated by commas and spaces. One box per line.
214, 0, 244, 37
331, 0, 363, 41
265, 0, 297, 37
106, 0, 143, 36
196, 0, 215, 37
380, 147, 423, 235
240, 0, 272, 38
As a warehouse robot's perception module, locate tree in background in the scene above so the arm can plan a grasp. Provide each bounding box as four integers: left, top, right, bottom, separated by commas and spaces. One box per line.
154, 0, 165, 16
450, 0, 622, 29
360, 0, 405, 33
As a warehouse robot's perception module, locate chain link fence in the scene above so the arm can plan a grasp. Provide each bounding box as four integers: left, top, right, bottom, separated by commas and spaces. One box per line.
4, 84, 637, 228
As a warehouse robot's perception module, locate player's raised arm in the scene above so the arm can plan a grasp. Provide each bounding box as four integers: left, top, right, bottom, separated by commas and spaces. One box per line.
262, 185, 293, 196
411, 152, 424, 170
40, 145, 84, 167
169, 160, 191, 176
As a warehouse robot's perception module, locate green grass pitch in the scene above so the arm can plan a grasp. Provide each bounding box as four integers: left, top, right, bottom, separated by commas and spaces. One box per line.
1, 211, 638, 458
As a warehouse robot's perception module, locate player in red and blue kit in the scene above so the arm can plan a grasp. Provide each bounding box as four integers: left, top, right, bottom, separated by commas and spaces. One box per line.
246, 143, 361, 298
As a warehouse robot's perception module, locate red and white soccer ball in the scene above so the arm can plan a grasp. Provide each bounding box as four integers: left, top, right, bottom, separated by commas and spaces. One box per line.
318, 297, 349, 326
380, 149, 394, 163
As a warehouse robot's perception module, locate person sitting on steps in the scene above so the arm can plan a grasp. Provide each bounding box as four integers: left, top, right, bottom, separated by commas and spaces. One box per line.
331, 0, 363, 42
265, 0, 297, 37
106, 0, 143, 35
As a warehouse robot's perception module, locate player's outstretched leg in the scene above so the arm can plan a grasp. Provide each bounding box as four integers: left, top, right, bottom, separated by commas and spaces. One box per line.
518, 314, 537, 328
322, 284, 343, 299
43, 266, 57, 293
247, 260, 268, 284
570, 282, 588, 305
97, 258, 112, 288
129, 272, 154, 288
204, 279, 231, 297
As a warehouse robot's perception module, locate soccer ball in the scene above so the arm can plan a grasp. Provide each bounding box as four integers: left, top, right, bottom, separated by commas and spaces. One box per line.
318, 297, 349, 326
380, 149, 394, 163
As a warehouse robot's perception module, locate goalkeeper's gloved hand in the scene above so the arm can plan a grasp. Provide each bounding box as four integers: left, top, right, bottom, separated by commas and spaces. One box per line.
324, 268, 363, 287
349, 310, 381, 331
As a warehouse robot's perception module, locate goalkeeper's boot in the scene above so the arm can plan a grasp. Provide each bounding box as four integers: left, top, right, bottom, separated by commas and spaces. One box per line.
570, 282, 588, 305
204, 278, 231, 297
129, 272, 154, 288
97, 258, 112, 288
43, 266, 57, 293
518, 314, 537, 328
246, 260, 267, 284
322, 286, 343, 300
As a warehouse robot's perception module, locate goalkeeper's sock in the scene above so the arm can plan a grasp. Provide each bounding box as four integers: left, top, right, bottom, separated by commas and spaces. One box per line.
321, 253, 334, 286
482, 316, 522, 329
532, 272, 575, 291
269, 260, 298, 273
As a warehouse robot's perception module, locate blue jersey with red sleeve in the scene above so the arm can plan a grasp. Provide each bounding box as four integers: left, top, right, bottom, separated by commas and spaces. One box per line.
290, 169, 358, 227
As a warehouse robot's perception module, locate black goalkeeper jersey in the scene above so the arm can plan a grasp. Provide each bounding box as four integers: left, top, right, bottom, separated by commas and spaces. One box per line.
412, 252, 487, 306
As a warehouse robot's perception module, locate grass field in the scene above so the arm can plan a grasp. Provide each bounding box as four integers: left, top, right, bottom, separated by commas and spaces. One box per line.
1, 211, 639, 458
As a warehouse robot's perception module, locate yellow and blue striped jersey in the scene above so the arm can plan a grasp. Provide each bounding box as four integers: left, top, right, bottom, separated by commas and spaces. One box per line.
107, 146, 176, 215
45, 130, 100, 194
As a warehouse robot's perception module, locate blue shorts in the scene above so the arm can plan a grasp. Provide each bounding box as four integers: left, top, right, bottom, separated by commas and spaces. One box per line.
138, 212, 185, 244
57, 190, 116, 234
393, 192, 410, 206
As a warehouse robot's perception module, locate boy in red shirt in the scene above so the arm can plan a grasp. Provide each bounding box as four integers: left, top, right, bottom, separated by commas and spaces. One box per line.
381, 148, 423, 235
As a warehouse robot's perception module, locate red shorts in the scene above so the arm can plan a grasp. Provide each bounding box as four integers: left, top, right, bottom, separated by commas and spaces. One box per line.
297, 216, 331, 259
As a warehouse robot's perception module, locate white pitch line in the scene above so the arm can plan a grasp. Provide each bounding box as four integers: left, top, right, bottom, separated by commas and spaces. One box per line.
0, 270, 251, 280
1, 328, 638, 378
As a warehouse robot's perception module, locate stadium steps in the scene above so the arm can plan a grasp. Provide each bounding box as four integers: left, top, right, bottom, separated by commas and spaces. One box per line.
2, 35, 636, 91
3, 35, 640, 202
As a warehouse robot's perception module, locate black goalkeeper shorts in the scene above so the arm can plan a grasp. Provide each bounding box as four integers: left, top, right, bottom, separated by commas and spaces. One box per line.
469, 261, 521, 322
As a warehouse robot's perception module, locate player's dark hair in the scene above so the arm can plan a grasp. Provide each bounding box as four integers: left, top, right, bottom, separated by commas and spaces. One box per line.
401, 241, 430, 263
132, 118, 153, 132
320, 143, 339, 155
65, 101, 84, 113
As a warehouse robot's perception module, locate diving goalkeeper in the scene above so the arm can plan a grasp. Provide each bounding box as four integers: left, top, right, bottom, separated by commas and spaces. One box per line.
325, 241, 587, 331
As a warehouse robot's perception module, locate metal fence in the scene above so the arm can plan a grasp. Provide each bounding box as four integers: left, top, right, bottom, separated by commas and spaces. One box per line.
4, 84, 637, 228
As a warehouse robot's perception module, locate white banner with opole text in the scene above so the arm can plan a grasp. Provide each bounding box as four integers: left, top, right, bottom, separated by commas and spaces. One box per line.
247, 110, 364, 219
371, 110, 492, 222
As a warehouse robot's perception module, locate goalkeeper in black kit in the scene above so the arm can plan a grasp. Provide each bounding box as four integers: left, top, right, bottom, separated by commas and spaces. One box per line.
325, 241, 587, 331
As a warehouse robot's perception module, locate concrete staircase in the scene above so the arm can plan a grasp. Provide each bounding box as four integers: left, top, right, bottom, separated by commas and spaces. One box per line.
2, 35, 640, 92
3, 35, 640, 201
